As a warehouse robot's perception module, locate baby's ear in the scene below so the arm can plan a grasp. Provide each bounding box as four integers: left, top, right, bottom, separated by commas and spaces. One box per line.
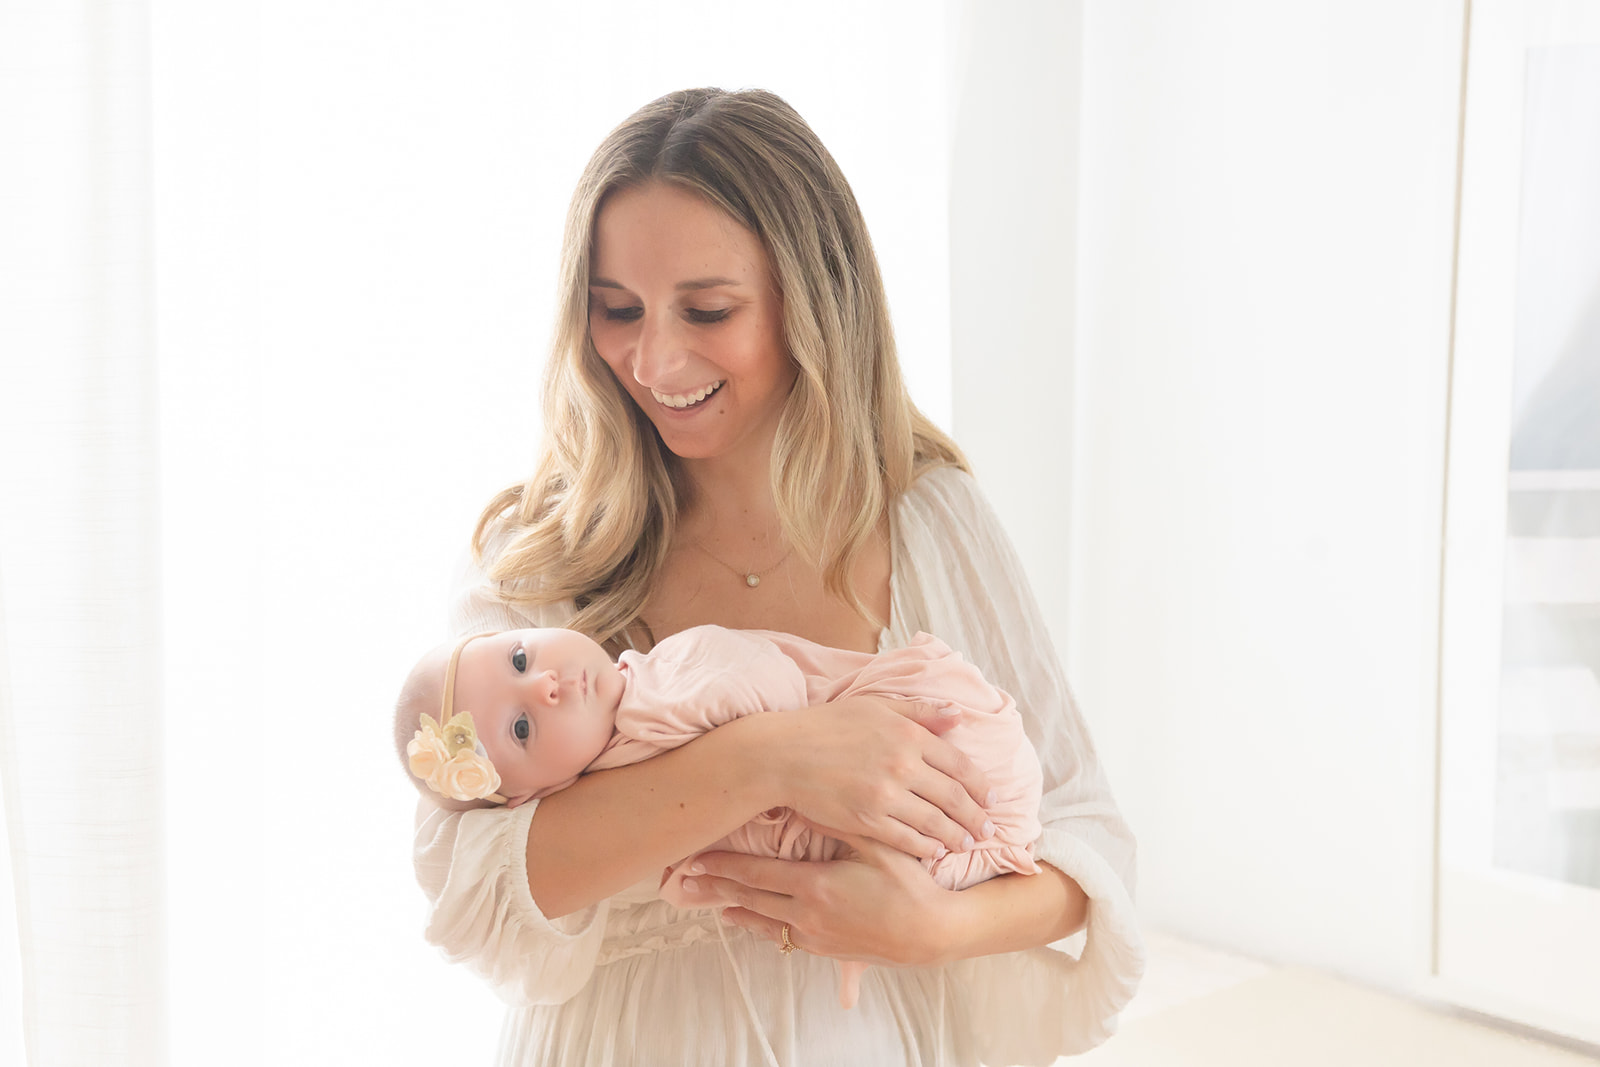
532, 775, 581, 800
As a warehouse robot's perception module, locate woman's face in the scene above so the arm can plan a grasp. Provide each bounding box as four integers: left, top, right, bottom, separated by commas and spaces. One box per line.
587, 182, 796, 464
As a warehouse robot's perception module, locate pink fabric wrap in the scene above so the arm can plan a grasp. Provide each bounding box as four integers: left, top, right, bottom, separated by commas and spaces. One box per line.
584, 625, 1044, 1008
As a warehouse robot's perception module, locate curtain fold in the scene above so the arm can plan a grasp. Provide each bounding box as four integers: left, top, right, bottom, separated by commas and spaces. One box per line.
0, 1, 166, 1063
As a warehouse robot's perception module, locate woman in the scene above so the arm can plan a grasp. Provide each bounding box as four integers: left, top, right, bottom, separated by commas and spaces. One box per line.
416, 88, 1143, 1066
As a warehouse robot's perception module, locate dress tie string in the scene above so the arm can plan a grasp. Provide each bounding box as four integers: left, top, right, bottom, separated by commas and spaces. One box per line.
714, 913, 783, 1067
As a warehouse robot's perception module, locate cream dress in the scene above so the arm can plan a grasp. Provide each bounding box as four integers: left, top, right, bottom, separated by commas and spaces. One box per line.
413, 467, 1145, 1066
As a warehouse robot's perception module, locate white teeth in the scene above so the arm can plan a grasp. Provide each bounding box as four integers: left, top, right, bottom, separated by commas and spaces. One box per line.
651, 380, 724, 409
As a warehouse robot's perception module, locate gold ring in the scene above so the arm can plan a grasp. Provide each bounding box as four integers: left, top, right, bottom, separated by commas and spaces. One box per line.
779, 923, 796, 956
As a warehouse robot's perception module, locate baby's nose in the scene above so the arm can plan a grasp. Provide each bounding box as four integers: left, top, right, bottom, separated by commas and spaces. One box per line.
536, 670, 560, 704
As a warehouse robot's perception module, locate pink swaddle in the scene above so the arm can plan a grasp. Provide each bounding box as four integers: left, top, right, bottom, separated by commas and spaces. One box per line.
614, 628, 1042, 1008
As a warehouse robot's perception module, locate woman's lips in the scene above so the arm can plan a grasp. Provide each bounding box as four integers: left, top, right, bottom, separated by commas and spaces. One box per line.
650, 380, 725, 409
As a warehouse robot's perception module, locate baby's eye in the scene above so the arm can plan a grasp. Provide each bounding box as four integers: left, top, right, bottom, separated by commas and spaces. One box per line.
513, 715, 530, 742
512, 647, 527, 673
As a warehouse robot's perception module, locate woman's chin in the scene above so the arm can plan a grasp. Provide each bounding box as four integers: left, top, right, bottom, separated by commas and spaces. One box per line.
651, 427, 729, 462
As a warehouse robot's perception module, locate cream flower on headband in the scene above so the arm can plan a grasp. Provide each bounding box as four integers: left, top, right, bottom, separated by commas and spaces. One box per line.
433, 752, 500, 802
408, 711, 503, 802
406, 730, 450, 780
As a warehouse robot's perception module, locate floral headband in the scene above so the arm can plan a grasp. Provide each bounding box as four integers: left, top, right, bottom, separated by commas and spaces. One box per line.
406, 632, 507, 804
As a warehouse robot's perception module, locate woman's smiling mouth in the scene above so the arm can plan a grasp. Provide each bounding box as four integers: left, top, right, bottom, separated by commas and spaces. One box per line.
650, 380, 725, 409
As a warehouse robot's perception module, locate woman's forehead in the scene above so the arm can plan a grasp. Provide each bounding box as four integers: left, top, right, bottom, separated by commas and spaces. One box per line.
591, 185, 764, 279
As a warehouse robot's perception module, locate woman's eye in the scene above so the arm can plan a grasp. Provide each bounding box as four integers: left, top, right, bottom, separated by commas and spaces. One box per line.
513, 716, 530, 742
600, 306, 642, 323
511, 648, 527, 673
686, 308, 730, 324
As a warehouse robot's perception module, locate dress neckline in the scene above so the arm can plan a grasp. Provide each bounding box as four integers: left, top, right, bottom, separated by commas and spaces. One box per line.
614, 496, 905, 657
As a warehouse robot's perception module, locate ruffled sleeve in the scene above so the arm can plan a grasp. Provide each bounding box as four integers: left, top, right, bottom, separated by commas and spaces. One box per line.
892, 466, 1146, 1060
415, 802, 609, 1006
410, 537, 606, 1006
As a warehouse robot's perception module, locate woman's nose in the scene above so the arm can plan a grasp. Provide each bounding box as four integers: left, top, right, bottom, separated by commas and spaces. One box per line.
631, 312, 687, 388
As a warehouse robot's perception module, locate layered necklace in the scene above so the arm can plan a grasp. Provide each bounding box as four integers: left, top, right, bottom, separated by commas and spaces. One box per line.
690, 538, 794, 589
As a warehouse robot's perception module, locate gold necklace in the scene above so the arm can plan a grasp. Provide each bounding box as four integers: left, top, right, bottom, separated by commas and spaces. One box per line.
690, 539, 794, 588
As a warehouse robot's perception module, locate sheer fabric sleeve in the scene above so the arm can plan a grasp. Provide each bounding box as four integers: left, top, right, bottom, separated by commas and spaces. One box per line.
415, 801, 608, 1006
892, 467, 1145, 1060
409, 538, 606, 1006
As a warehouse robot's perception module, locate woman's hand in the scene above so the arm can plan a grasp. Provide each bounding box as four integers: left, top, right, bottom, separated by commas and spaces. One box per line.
754, 695, 996, 860
677, 836, 963, 967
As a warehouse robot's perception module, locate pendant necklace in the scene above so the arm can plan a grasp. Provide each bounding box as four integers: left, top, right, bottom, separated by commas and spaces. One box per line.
691, 539, 794, 589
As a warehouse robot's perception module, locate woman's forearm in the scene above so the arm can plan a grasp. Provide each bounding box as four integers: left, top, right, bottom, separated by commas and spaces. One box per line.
528, 695, 994, 920
528, 714, 780, 918
933, 861, 1088, 964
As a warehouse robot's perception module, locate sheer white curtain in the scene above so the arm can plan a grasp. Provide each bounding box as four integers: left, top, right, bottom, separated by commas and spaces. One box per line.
0, 2, 166, 1064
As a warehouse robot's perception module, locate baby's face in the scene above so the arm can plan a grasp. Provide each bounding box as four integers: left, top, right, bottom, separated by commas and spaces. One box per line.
450, 628, 624, 803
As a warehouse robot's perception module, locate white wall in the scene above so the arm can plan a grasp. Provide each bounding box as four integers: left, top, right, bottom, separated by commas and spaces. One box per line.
1067, 0, 1465, 991
948, 1, 1083, 653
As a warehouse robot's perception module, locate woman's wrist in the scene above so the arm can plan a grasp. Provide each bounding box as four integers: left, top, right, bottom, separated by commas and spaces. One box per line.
930, 863, 1089, 963
709, 710, 790, 813
527, 714, 796, 918
905, 883, 972, 967
723, 706, 806, 811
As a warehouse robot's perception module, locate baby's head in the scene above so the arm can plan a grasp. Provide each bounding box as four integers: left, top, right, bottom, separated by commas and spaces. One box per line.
394, 627, 625, 810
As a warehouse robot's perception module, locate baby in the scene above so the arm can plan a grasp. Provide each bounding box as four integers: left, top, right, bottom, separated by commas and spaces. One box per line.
395, 623, 1044, 1007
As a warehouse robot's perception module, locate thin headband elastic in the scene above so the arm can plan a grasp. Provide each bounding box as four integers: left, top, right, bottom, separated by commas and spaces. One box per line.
441, 631, 495, 723
405, 632, 508, 805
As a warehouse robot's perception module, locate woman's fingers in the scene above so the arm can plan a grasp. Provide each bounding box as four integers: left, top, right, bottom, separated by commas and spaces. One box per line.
682, 874, 791, 918
766, 695, 995, 854
860, 810, 951, 861
890, 788, 991, 856
890, 700, 994, 808
689, 851, 802, 894
679, 854, 802, 917
692, 839, 960, 968
718, 906, 787, 946
890, 727, 994, 846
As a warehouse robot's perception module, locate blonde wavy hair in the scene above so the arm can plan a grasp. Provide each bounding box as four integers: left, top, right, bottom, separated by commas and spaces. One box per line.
474, 87, 968, 649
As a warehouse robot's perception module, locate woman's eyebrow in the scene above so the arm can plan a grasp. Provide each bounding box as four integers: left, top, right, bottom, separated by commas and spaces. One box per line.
588, 276, 740, 291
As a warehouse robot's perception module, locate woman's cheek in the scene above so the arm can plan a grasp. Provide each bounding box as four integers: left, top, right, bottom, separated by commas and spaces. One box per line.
589, 322, 632, 373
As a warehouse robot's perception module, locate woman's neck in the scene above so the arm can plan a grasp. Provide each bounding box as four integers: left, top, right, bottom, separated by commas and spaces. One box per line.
677, 440, 784, 545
